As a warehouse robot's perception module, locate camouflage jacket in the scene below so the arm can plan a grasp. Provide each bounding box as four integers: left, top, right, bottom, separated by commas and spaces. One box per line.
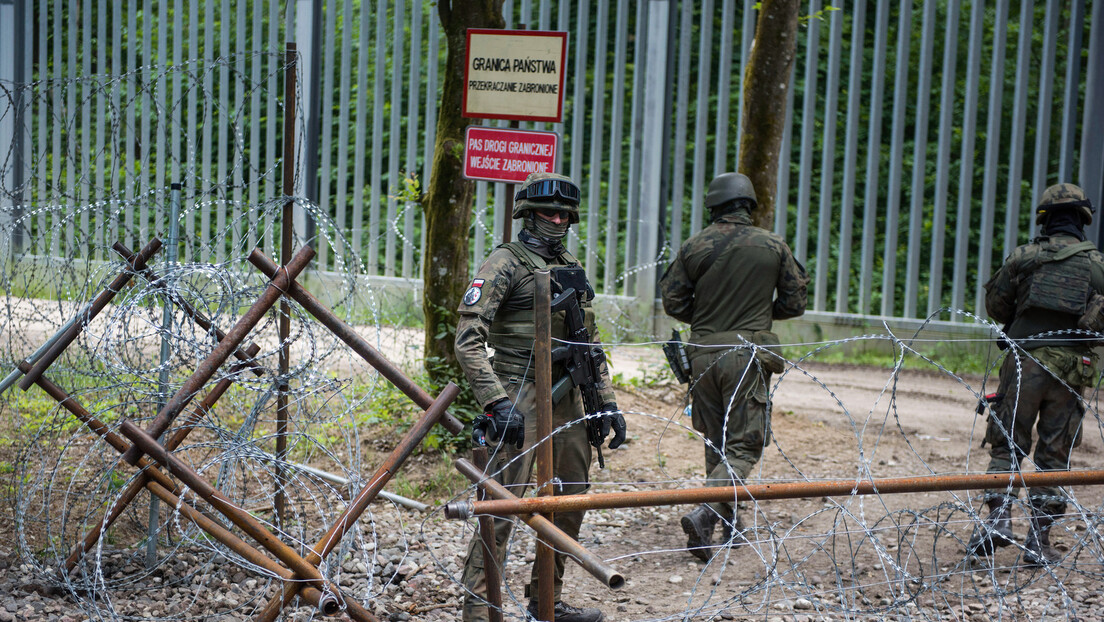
985, 233, 1104, 351
454, 242, 615, 410
659, 210, 808, 346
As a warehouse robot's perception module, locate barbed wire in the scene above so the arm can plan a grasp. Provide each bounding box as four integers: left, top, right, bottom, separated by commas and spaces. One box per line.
3, 59, 1104, 622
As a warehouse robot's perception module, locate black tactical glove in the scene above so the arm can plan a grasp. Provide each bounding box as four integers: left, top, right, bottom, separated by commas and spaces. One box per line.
598, 402, 627, 449
472, 398, 524, 449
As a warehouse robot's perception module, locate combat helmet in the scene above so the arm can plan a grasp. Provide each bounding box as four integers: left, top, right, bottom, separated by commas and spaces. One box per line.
1036, 183, 1094, 225
512, 172, 581, 223
704, 172, 758, 212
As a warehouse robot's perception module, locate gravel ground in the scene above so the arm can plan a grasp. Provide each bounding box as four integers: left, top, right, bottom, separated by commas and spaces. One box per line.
3, 363, 1104, 621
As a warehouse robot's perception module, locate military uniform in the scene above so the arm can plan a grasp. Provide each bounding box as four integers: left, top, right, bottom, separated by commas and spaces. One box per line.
455, 238, 615, 621
970, 182, 1103, 565
982, 234, 1104, 510
660, 207, 807, 542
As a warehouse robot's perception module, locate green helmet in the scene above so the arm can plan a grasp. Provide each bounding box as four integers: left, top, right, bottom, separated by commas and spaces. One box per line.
512, 172, 581, 223
1036, 183, 1094, 225
704, 172, 757, 211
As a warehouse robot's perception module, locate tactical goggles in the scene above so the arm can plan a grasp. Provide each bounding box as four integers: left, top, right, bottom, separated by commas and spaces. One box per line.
514, 178, 581, 204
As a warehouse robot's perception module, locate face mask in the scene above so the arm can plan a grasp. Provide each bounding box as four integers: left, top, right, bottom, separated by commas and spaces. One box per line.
528, 214, 570, 242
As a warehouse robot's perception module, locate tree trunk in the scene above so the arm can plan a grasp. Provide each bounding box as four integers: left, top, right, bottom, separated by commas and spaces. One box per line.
738, 0, 800, 229
423, 1, 504, 386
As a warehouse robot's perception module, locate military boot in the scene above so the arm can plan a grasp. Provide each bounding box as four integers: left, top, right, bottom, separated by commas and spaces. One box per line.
967, 498, 1015, 555
526, 600, 605, 622
681, 504, 720, 562
1024, 508, 1060, 566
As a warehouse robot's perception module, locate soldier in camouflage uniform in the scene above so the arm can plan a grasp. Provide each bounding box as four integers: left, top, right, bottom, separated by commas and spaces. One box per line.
969, 183, 1104, 565
659, 173, 808, 562
454, 172, 626, 622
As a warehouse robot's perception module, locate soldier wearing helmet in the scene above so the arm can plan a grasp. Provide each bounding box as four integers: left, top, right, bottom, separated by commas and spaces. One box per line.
454, 172, 623, 622
659, 172, 808, 562
971, 183, 1104, 565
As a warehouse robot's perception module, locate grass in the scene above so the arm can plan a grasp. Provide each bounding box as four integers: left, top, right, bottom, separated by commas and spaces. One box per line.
784, 341, 1000, 378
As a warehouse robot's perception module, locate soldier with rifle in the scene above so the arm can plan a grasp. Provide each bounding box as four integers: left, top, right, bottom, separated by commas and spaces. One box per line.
454, 172, 625, 622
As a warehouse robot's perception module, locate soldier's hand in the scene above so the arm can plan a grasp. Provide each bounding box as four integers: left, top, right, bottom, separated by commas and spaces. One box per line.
599, 402, 627, 449
475, 398, 524, 449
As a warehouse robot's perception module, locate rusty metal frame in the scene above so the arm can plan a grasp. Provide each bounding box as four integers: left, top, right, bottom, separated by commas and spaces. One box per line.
17, 241, 468, 620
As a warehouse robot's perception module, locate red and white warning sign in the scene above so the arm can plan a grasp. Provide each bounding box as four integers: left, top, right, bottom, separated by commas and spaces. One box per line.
463, 126, 559, 184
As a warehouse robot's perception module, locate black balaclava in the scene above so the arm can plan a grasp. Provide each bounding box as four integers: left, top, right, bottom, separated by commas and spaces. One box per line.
1042, 209, 1087, 241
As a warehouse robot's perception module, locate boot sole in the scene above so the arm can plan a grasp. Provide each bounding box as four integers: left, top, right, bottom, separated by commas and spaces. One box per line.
681, 516, 713, 562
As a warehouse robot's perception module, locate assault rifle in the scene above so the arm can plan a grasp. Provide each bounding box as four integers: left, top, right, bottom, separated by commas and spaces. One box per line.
549, 286, 609, 468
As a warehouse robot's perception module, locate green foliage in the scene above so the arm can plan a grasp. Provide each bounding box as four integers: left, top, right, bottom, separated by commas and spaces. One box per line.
784, 341, 996, 377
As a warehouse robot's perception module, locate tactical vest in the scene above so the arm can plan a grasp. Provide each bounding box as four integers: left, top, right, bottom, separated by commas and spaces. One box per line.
487, 242, 599, 378
1016, 239, 1096, 316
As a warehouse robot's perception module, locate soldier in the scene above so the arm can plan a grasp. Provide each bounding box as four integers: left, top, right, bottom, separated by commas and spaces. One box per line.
454, 172, 626, 622
969, 183, 1103, 565
659, 172, 808, 562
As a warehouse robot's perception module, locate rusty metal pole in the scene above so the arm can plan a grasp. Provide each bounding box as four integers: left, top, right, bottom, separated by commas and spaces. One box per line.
139, 478, 375, 621
473, 446, 504, 622
17, 237, 163, 391
27, 376, 376, 620
119, 245, 315, 467
254, 383, 461, 622
117, 420, 355, 612
453, 458, 625, 590
535, 269, 554, 621
247, 249, 465, 434
58, 345, 263, 573
446, 469, 1104, 517
274, 42, 299, 528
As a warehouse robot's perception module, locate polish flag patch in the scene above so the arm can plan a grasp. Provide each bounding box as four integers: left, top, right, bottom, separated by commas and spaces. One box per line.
463, 279, 486, 305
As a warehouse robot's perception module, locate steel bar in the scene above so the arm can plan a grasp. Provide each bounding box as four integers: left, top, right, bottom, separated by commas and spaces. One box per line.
0, 313, 81, 395
447, 470, 1104, 518
452, 458, 625, 590
28, 362, 374, 619
61, 345, 262, 573
18, 237, 163, 391
254, 383, 461, 622
149, 183, 184, 567
246, 249, 464, 435
140, 478, 369, 620
117, 420, 354, 615
120, 244, 316, 466
112, 241, 266, 377
260, 458, 429, 512
534, 270, 554, 621
16, 360, 225, 572
276, 41, 298, 528
473, 447, 503, 622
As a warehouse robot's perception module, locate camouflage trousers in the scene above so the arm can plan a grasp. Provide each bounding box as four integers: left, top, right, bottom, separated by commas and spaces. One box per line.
985, 348, 1087, 514
690, 347, 771, 521
460, 375, 593, 622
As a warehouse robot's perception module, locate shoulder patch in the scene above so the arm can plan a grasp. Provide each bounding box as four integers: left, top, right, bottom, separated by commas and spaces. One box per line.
462, 279, 486, 305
